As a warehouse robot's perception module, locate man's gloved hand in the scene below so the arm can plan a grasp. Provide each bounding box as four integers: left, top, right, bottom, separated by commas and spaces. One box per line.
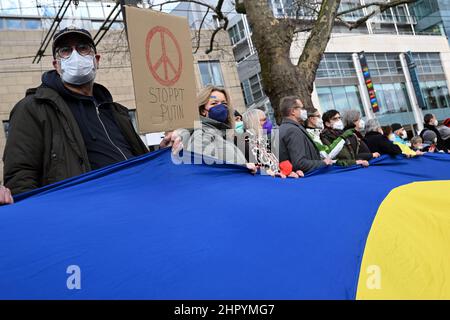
340, 129, 355, 139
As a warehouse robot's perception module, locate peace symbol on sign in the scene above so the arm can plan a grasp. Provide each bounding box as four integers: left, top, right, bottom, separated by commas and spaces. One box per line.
145, 26, 183, 86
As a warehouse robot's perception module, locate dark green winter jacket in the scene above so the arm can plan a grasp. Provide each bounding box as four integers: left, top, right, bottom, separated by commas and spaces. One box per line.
3, 84, 148, 195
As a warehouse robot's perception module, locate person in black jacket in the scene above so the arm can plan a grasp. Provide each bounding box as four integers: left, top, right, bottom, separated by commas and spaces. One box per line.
420, 113, 449, 152
364, 119, 402, 156
2, 27, 148, 199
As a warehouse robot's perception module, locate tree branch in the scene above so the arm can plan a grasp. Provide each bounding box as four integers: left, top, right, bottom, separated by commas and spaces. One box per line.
150, 0, 227, 53
193, 7, 210, 54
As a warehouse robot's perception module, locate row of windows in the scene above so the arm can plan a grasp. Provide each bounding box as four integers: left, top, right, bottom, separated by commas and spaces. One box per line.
316, 52, 445, 79
411, 0, 440, 20
0, 17, 124, 30
317, 85, 365, 117
412, 52, 444, 75
0, 0, 119, 20
420, 80, 450, 110
269, 0, 414, 25
365, 53, 403, 76
317, 80, 450, 120
317, 53, 356, 79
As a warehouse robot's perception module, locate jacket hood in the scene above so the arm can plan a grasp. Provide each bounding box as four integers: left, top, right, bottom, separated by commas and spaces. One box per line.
41, 70, 113, 104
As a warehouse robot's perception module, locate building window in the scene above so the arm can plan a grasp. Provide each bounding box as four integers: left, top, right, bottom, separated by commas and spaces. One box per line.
317, 53, 356, 79
374, 83, 411, 114
6, 18, 21, 29
420, 80, 450, 110
24, 19, 41, 29
338, 2, 365, 22
412, 52, 444, 75
3, 120, 9, 139
317, 85, 365, 116
241, 73, 265, 106
241, 81, 253, 106
228, 20, 246, 45
198, 61, 224, 87
365, 53, 403, 76
411, 0, 440, 20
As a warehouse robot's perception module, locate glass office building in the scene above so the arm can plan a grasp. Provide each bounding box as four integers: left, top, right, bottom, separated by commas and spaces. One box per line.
227, 0, 450, 128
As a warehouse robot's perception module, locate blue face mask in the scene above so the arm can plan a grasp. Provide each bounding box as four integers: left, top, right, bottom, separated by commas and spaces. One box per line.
262, 119, 273, 134
208, 104, 229, 123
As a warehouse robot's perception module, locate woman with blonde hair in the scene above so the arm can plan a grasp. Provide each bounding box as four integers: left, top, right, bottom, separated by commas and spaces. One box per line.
161, 85, 256, 171
197, 85, 235, 130
242, 108, 303, 178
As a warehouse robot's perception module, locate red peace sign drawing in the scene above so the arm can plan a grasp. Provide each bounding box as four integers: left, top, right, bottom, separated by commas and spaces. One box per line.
146, 26, 183, 86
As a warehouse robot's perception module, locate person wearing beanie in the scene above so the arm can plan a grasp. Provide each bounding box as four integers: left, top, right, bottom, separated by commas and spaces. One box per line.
389, 123, 423, 157
390, 123, 408, 145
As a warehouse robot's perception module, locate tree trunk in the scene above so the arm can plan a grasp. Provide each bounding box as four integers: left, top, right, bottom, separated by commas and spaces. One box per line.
244, 0, 341, 124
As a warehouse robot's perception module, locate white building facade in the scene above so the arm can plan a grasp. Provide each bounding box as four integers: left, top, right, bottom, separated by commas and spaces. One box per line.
227, 0, 450, 131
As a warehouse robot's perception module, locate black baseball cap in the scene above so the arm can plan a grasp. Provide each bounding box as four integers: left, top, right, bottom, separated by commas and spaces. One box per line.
391, 123, 403, 132
52, 27, 96, 58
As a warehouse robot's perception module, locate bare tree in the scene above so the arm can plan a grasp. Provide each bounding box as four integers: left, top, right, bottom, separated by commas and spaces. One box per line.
146, 0, 417, 123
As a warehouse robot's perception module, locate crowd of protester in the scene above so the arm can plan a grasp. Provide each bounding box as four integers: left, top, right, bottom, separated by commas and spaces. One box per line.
162, 87, 450, 179
0, 27, 449, 205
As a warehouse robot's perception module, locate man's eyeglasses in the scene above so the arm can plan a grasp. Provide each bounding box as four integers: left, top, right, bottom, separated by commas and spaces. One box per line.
56, 44, 94, 59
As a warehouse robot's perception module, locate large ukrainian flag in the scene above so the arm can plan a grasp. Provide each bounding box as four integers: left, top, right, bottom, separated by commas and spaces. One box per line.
0, 149, 449, 299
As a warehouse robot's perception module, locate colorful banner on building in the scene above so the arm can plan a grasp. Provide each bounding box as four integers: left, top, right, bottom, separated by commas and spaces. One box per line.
359, 51, 379, 113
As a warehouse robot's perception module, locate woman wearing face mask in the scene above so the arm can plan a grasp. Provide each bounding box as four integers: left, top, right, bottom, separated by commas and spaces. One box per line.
320, 109, 375, 167
242, 109, 302, 178
342, 109, 380, 160
162, 86, 257, 171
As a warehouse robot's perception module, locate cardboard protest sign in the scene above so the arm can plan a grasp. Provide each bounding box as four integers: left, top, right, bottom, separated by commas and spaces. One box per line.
125, 6, 198, 133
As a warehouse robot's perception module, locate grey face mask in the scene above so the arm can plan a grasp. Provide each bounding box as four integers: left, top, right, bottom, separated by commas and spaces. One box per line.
60, 51, 96, 85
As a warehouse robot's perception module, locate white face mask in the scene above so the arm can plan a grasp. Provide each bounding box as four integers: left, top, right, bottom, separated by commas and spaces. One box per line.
300, 109, 308, 121
315, 118, 324, 130
332, 119, 344, 130
358, 119, 365, 131
59, 50, 96, 85
401, 131, 408, 139
433, 119, 438, 126
388, 134, 395, 141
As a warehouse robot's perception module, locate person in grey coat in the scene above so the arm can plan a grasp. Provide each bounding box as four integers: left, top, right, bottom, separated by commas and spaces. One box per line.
279, 96, 333, 173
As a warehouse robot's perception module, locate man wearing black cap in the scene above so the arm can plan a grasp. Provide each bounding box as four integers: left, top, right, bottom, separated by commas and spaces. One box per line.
2, 27, 148, 198
390, 123, 408, 145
